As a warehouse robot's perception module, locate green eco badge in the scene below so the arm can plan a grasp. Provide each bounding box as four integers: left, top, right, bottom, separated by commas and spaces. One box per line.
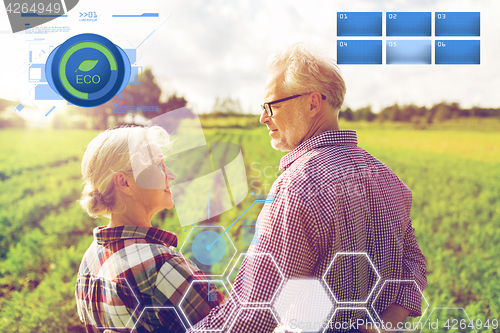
46, 34, 130, 107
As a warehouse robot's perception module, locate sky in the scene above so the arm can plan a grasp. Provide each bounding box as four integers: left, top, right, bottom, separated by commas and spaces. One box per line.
0, 0, 499, 120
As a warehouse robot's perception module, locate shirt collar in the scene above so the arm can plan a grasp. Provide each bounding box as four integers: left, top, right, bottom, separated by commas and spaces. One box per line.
279, 130, 358, 171
93, 225, 178, 248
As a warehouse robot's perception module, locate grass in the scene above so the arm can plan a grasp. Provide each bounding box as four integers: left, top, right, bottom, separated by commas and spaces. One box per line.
0, 119, 499, 332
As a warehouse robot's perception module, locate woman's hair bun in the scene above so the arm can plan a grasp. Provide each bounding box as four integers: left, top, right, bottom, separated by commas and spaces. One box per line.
80, 185, 108, 218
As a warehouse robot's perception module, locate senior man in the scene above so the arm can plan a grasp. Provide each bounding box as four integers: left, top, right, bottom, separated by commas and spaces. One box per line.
191, 43, 427, 333
105, 43, 427, 333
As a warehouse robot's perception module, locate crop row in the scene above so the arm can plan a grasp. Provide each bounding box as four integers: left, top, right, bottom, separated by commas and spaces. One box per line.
0, 175, 84, 258
0, 130, 97, 180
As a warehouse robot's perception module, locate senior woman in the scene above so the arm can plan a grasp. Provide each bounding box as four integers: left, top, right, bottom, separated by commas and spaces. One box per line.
75, 125, 224, 333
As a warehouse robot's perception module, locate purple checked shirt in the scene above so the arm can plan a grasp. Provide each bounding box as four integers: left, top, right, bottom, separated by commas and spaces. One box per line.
191, 130, 427, 332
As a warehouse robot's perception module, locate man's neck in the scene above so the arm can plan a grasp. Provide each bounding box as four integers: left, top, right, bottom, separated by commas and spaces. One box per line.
299, 112, 340, 146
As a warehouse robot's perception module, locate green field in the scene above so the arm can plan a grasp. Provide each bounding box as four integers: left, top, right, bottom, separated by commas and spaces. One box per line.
0, 119, 499, 332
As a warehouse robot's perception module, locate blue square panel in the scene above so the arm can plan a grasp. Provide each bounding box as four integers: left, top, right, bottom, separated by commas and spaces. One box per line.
124, 49, 137, 64
386, 12, 431, 36
128, 66, 142, 85
337, 40, 382, 65
337, 12, 382, 36
29, 64, 47, 82
15, 103, 25, 112
435, 12, 480, 36
35, 84, 63, 100
435, 40, 480, 64
386, 40, 431, 65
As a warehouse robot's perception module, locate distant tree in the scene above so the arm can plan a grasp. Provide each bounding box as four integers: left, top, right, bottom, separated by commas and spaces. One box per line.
115, 69, 187, 121
483, 107, 500, 118
0, 98, 16, 111
428, 102, 459, 123
390, 104, 403, 121
353, 106, 376, 122
469, 107, 480, 119
434, 104, 452, 122
51, 112, 69, 129
401, 104, 425, 122
0, 110, 26, 128
378, 104, 403, 122
212, 97, 244, 114
0, 99, 25, 128
339, 107, 353, 121
51, 112, 87, 129
71, 68, 187, 129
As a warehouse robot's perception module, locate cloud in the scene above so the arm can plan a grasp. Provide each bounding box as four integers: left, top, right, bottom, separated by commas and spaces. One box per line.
0, 0, 498, 114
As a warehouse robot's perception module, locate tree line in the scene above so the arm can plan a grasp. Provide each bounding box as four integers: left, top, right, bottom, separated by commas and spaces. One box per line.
339, 103, 500, 125
1, 68, 499, 129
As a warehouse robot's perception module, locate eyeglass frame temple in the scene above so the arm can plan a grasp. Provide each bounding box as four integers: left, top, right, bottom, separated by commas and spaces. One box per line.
262, 93, 326, 117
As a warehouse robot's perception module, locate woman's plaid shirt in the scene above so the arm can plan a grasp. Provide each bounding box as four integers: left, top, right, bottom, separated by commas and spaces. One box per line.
75, 225, 224, 332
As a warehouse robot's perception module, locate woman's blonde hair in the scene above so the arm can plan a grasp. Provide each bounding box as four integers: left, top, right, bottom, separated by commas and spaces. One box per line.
79, 125, 172, 218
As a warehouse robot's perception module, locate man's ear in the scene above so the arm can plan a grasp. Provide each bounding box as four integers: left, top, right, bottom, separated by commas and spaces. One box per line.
308, 91, 323, 118
113, 172, 133, 196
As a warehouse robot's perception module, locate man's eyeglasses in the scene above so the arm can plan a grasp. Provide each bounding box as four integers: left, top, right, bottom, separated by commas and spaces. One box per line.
261, 92, 326, 117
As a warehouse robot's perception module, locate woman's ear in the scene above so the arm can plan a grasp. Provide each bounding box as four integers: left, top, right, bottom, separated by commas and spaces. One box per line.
113, 172, 133, 196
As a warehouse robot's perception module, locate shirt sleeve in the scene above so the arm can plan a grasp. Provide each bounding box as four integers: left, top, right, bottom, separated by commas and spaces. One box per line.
393, 219, 428, 317
189, 188, 320, 332
136, 256, 225, 332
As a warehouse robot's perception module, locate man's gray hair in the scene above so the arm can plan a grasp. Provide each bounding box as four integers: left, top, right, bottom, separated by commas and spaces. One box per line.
266, 42, 346, 114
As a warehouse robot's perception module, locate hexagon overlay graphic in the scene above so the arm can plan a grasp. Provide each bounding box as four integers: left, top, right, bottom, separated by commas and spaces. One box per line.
323, 308, 380, 333
226, 253, 246, 290
420, 307, 477, 333
179, 279, 236, 331
226, 252, 285, 305
228, 308, 280, 333
322, 252, 381, 303
371, 280, 429, 331
130, 307, 188, 333
273, 278, 335, 332
179, 225, 236, 277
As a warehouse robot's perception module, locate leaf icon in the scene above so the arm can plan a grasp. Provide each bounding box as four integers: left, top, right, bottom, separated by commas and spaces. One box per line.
75, 59, 99, 72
